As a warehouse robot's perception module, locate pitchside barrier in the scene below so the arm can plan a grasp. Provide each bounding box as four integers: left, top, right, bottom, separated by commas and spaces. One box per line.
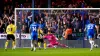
0, 34, 100, 48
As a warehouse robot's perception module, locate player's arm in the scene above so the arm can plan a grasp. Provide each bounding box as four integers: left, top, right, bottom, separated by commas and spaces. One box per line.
43, 34, 47, 39
62, 31, 65, 38
13, 25, 17, 33
84, 25, 87, 32
95, 25, 99, 34
29, 25, 31, 33
6, 26, 9, 33
52, 34, 58, 40
40, 29, 44, 35
29, 28, 30, 33
84, 28, 86, 32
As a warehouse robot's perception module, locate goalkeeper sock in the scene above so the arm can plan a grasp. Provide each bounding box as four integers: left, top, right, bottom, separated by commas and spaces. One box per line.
44, 42, 46, 49
5, 41, 9, 49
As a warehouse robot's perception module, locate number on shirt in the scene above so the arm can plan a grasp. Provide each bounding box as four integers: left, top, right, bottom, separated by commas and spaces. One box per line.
88, 25, 93, 29
32, 27, 37, 31
8, 28, 12, 32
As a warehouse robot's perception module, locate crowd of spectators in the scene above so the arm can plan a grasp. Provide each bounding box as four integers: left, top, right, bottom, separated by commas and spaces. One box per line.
0, 5, 14, 33
16, 9, 100, 40
0, 0, 100, 40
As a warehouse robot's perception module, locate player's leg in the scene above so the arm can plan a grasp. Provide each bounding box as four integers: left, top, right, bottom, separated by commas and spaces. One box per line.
93, 33, 98, 48
43, 40, 47, 49
49, 42, 58, 48
47, 44, 53, 48
34, 40, 38, 51
55, 42, 68, 48
88, 35, 94, 51
31, 34, 34, 51
32, 34, 38, 51
31, 39, 37, 51
59, 44, 68, 48
12, 35, 16, 50
91, 39, 98, 48
38, 38, 41, 49
89, 38, 94, 51
38, 42, 41, 48
87, 32, 95, 51
5, 40, 9, 50
31, 40, 34, 51
5, 34, 10, 50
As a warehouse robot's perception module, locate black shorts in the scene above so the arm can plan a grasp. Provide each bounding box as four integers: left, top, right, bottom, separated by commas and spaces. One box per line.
38, 38, 44, 43
7, 34, 15, 41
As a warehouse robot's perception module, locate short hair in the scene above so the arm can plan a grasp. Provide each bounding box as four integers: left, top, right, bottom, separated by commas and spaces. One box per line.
9, 20, 14, 24
34, 19, 37, 22
90, 19, 94, 23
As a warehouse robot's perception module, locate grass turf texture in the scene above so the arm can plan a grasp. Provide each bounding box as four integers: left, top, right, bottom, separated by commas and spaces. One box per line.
0, 48, 100, 56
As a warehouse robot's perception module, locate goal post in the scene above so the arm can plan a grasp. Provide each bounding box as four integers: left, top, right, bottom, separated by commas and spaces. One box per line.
14, 8, 100, 48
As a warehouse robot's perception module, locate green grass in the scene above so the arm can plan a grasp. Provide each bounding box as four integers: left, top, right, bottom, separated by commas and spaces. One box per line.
0, 48, 100, 56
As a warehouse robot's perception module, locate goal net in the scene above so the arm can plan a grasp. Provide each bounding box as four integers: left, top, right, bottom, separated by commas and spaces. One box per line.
15, 8, 100, 48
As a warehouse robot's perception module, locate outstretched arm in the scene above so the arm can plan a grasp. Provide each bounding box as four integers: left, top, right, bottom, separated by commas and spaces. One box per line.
52, 35, 58, 40
43, 34, 47, 39
95, 25, 99, 34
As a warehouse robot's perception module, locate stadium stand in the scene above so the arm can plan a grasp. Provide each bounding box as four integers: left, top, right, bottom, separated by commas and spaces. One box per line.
0, 0, 100, 40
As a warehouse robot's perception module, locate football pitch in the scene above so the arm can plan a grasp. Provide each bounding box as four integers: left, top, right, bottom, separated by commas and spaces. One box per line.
0, 48, 100, 56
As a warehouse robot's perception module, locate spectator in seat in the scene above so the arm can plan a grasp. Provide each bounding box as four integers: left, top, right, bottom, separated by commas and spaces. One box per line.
0, 19, 5, 33
64, 24, 72, 40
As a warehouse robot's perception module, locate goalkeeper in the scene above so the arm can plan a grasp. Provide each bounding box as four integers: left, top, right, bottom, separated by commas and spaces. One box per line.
38, 27, 46, 49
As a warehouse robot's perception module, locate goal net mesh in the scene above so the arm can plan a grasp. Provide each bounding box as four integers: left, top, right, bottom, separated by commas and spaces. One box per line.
15, 8, 100, 48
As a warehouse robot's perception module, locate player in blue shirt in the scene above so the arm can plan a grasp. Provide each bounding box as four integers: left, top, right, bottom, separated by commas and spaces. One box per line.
85, 19, 98, 51
29, 19, 39, 51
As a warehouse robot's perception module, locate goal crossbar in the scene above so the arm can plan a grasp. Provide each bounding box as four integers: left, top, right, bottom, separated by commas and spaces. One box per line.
15, 8, 100, 10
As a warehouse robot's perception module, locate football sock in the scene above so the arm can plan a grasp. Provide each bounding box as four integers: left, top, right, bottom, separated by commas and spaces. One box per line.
89, 40, 94, 51
31, 40, 33, 48
12, 41, 15, 49
38, 42, 41, 48
5, 41, 9, 49
44, 42, 46, 49
34, 47, 36, 51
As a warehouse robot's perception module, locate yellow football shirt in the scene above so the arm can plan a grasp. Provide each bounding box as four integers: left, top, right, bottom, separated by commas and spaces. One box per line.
38, 29, 43, 38
6, 24, 16, 35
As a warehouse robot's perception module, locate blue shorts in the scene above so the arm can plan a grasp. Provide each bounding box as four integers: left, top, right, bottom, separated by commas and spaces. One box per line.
31, 33, 38, 40
87, 32, 94, 39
